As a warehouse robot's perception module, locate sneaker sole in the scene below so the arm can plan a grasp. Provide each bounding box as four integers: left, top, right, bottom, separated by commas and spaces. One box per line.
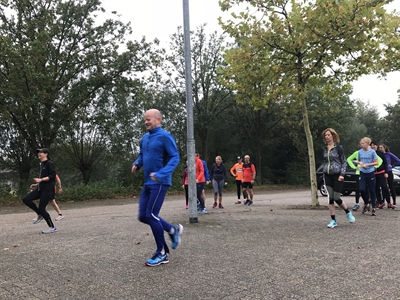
172, 224, 183, 250
42, 230, 57, 234
327, 225, 337, 228
144, 259, 169, 267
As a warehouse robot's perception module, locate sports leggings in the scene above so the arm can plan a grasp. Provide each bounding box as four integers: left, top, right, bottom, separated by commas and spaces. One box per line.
359, 171, 376, 208
387, 171, 397, 204
23, 189, 55, 228
235, 180, 242, 199
212, 179, 224, 196
138, 184, 172, 254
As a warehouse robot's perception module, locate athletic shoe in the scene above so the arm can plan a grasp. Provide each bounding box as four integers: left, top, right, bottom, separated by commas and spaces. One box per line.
346, 211, 355, 223
393, 204, 397, 208
362, 205, 369, 214
235, 200, 241, 204
212, 202, 217, 208
55, 215, 64, 221
388, 203, 394, 209
352, 204, 360, 211
145, 253, 169, 267
169, 224, 183, 249
377, 203, 384, 209
244, 199, 250, 205
200, 208, 207, 214
327, 220, 337, 228
219, 203, 224, 209
371, 208, 377, 216
185, 205, 188, 209
33, 215, 43, 224
247, 200, 253, 206
42, 227, 57, 234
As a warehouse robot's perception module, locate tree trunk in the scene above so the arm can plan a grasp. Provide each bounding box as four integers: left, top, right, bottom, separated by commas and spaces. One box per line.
301, 95, 319, 206
255, 143, 262, 184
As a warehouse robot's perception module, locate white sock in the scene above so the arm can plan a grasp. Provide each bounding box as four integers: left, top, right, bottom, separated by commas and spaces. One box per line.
160, 249, 165, 255
169, 227, 175, 235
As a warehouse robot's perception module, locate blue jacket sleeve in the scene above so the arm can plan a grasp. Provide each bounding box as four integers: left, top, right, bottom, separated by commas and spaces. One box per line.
203, 160, 210, 181
153, 134, 180, 182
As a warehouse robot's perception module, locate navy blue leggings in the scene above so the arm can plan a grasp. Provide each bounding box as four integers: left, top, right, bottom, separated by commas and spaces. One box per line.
359, 171, 376, 208
138, 184, 172, 255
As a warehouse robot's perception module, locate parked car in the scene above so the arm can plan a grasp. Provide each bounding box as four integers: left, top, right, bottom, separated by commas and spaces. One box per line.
317, 164, 400, 197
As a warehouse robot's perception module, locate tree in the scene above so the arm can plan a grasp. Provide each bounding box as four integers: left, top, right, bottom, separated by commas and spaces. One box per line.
162, 25, 234, 161
0, 0, 161, 183
219, 0, 400, 205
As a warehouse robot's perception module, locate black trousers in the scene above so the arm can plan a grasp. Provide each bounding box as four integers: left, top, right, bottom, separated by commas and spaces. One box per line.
235, 180, 242, 199
375, 173, 390, 205
387, 171, 397, 204
23, 189, 55, 228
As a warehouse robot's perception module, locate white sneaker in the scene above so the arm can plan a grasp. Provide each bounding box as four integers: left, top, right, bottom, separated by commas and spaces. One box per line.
55, 215, 64, 221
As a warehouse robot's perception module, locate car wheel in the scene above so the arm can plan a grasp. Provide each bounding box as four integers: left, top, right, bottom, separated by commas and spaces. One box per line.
319, 184, 328, 197
341, 190, 352, 196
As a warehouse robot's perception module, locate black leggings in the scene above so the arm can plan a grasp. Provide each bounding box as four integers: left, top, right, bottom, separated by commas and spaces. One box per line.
184, 185, 188, 205
196, 182, 205, 209
387, 171, 397, 204
23, 189, 55, 228
235, 180, 242, 199
375, 173, 390, 204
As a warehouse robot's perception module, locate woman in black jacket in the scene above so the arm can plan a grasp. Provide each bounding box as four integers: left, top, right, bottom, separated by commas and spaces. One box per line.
210, 156, 228, 209
23, 148, 57, 234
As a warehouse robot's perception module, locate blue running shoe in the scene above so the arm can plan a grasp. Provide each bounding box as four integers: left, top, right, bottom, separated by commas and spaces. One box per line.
327, 220, 337, 228
352, 204, 359, 211
200, 208, 207, 214
33, 215, 43, 224
169, 224, 183, 249
42, 227, 57, 234
247, 200, 253, 206
346, 211, 355, 223
145, 253, 169, 267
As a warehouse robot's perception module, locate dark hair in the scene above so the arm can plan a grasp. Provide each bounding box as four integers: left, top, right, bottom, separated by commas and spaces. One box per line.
381, 144, 390, 152
370, 141, 378, 146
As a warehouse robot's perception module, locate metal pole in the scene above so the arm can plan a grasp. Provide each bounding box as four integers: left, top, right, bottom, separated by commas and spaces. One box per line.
182, 0, 197, 223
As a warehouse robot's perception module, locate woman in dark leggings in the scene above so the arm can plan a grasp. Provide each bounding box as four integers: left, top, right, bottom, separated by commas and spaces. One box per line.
380, 144, 400, 207
23, 148, 57, 234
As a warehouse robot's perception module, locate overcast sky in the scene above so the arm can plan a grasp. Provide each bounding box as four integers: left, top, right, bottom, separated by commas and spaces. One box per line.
101, 0, 400, 117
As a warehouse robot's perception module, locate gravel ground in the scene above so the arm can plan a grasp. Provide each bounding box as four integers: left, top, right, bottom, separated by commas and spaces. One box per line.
1, 189, 400, 300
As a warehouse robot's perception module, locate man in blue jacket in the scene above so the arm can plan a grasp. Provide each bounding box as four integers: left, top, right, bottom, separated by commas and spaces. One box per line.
131, 109, 183, 267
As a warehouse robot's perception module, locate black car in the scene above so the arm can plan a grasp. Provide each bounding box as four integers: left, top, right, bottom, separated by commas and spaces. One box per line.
316, 164, 358, 197
317, 164, 400, 197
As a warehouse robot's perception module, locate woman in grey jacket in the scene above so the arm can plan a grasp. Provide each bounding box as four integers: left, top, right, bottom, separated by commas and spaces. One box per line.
321, 128, 355, 228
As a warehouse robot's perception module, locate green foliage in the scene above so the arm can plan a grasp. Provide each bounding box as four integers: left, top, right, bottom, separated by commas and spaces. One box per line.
0, 0, 160, 185
218, 0, 400, 204
162, 25, 235, 162
51, 181, 141, 202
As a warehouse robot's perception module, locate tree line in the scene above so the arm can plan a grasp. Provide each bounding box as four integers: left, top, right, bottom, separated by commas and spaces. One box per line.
0, 0, 399, 204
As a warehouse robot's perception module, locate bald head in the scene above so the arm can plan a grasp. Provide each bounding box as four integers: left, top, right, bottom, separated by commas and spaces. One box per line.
144, 109, 162, 131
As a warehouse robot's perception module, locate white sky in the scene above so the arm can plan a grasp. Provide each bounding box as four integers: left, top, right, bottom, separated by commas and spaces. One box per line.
101, 0, 400, 117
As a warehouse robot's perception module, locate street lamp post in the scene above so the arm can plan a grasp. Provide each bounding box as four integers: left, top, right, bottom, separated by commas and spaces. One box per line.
182, 0, 197, 223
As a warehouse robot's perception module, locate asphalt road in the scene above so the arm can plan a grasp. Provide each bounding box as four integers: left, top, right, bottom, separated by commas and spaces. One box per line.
1, 189, 400, 299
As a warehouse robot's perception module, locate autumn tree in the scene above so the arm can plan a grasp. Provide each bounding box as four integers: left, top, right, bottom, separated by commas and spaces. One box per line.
219, 0, 400, 205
